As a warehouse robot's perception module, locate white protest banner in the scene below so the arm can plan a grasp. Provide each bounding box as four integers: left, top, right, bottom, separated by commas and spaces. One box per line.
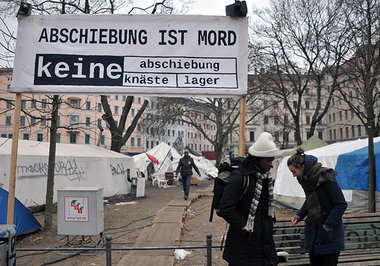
10, 15, 248, 97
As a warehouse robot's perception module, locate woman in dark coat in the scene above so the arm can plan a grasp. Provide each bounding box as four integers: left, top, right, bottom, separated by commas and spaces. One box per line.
287, 148, 347, 266
219, 132, 280, 266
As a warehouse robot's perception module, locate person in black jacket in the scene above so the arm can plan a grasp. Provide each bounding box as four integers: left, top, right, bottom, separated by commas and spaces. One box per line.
175, 150, 200, 200
288, 148, 347, 266
219, 132, 281, 266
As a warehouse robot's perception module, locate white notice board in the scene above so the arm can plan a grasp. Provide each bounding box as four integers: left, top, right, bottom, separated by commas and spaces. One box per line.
11, 15, 248, 97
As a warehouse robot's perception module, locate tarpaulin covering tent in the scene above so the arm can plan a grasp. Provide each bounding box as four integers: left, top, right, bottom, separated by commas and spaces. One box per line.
133, 142, 218, 180
0, 138, 137, 207
274, 137, 380, 212
0, 187, 42, 235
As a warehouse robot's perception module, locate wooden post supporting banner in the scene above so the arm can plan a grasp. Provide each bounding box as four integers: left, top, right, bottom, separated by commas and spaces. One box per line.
238, 96, 246, 157
7, 93, 22, 224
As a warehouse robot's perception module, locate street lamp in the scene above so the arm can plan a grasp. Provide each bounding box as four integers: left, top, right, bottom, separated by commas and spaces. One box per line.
226, 1, 248, 17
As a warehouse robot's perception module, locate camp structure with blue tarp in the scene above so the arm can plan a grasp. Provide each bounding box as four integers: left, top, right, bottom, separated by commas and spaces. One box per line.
0, 187, 42, 236
274, 137, 380, 213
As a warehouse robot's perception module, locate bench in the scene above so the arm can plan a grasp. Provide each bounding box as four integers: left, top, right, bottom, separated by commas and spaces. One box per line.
273, 213, 380, 265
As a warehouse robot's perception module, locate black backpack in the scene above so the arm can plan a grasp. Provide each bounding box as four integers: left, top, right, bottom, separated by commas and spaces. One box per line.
209, 157, 249, 222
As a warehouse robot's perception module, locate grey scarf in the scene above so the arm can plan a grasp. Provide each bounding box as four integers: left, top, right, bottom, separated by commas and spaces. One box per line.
243, 172, 275, 232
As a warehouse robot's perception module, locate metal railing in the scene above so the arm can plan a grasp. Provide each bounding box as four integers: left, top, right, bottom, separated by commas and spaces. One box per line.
17, 233, 217, 266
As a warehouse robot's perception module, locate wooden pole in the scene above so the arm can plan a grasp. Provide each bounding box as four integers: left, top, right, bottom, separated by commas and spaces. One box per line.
238, 96, 246, 157
7, 93, 22, 224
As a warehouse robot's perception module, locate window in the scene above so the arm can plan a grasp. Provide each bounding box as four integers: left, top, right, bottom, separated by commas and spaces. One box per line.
333, 129, 336, 140
358, 125, 362, 136
7, 134, 12, 139
98, 103, 102, 112
138, 97, 141, 104
20, 116, 25, 127
306, 116, 310, 125
23, 133, 29, 140
31, 99, 37, 109
274, 116, 279, 125
85, 134, 90, 144
57, 116, 61, 126
6, 100, 12, 109
100, 135, 105, 145
345, 127, 349, 138
56, 133, 61, 143
293, 101, 297, 109
329, 114, 331, 124
131, 137, 135, 147
21, 100, 26, 109
329, 130, 332, 141
263, 100, 268, 108
123, 95, 127, 101
69, 115, 80, 125
131, 108, 135, 117
70, 132, 77, 143
41, 116, 47, 126
137, 138, 141, 147
151, 141, 154, 148
264, 115, 268, 124
114, 106, 119, 115
41, 99, 47, 109
0, 134, 6, 138
70, 99, 78, 108
31, 117, 36, 125
351, 110, 354, 119
351, 125, 355, 138
339, 111, 342, 121
37, 133, 43, 142
305, 101, 310, 109
86, 101, 91, 110
340, 128, 343, 139
97, 118, 102, 127
168, 130, 170, 136
333, 113, 336, 123
172, 130, 175, 137
86, 117, 91, 127
146, 141, 149, 149
5, 115, 11, 126
115, 95, 119, 100
318, 131, 323, 140
345, 110, 348, 120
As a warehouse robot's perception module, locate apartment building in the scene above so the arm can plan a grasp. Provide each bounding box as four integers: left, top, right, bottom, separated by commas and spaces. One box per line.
0, 68, 145, 155
227, 73, 328, 156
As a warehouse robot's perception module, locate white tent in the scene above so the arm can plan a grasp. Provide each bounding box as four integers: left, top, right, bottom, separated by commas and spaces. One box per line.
133, 142, 218, 180
274, 137, 380, 212
0, 138, 137, 207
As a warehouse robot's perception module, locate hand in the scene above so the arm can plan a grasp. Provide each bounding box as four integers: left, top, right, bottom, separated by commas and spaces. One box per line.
291, 217, 298, 226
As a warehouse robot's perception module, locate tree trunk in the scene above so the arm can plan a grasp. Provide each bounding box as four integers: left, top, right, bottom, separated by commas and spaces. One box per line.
44, 95, 59, 231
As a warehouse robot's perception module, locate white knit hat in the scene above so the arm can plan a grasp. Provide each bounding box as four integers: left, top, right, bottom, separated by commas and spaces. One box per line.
248, 132, 281, 158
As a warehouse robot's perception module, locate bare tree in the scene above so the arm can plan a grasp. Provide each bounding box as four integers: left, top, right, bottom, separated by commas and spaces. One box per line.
251, 0, 351, 145
336, 0, 380, 212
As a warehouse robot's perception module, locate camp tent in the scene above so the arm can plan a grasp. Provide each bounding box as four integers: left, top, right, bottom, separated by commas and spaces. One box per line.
133, 142, 218, 180
0, 187, 42, 235
0, 138, 137, 207
274, 137, 380, 212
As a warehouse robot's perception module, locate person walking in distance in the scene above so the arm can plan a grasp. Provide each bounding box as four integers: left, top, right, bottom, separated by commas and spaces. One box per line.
175, 150, 200, 200
287, 148, 347, 266
218, 132, 281, 265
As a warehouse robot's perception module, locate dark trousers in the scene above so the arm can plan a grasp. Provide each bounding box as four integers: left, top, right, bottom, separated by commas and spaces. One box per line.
309, 252, 339, 266
182, 174, 192, 197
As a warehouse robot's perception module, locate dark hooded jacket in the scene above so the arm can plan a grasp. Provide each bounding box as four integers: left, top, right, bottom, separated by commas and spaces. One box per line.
175, 154, 200, 177
295, 154, 347, 254
218, 157, 278, 266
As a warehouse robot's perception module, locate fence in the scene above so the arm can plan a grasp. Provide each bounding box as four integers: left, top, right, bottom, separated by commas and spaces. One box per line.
16, 234, 216, 266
